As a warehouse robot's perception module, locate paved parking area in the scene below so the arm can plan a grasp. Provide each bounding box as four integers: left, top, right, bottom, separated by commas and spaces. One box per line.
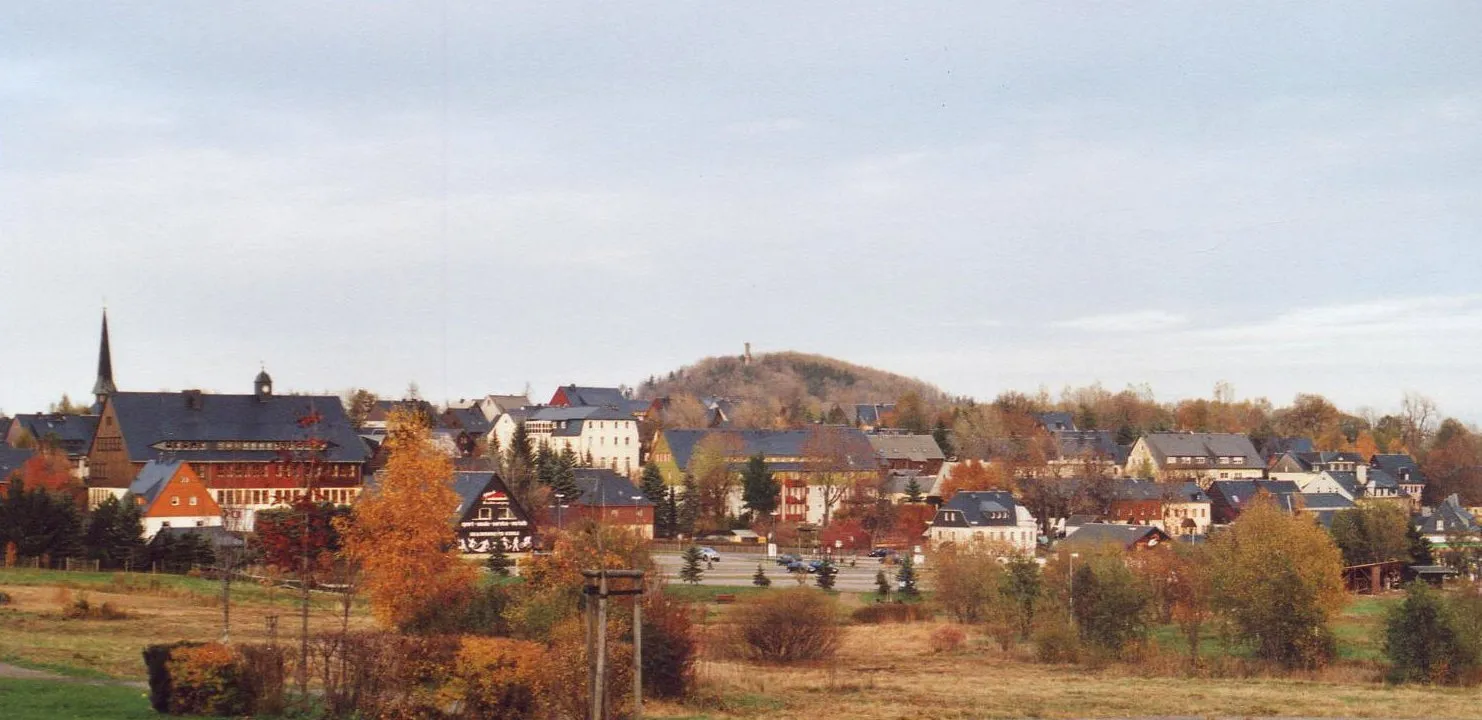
651, 550, 910, 592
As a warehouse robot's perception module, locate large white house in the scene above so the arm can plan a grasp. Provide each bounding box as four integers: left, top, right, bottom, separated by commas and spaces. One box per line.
525, 406, 641, 476
927, 490, 1039, 553
1124, 432, 1264, 486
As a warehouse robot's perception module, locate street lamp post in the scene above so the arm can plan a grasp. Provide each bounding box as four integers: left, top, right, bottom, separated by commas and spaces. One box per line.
1067, 552, 1080, 629
555, 493, 565, 531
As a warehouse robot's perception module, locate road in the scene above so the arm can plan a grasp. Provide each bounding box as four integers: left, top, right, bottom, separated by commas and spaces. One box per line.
651, 550, 910, 592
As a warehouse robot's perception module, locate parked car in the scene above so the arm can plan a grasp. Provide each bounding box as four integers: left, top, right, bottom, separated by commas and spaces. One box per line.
697, 546, 721, 562
866, 548, 894, 558
786, 559, 816, 573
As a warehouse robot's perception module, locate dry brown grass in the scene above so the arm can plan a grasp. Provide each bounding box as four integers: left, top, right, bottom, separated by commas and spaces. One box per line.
669, 621, 1482, 720
0, 583, 374, 679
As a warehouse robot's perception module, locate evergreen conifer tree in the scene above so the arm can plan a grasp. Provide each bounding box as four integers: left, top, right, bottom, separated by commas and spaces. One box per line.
640, 463, 667, 505
904, 476, 924, 503
535, 443, 555, 486
677, 475, 700, 538
815, 559, 838, 591
486, 542, 513, 577
932, 419, 954, 458
553, 446, 580, 499
741, 453, 780, 519
896, 554, 919, 597
679, 546, 705, 585
753, 562, 771, 587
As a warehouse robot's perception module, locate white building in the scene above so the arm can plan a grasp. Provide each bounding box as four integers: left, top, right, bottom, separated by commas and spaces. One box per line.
525, 406, 641, 476
927, 490, 1039, 553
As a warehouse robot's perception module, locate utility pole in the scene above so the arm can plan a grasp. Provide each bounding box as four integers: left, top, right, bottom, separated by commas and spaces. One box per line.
582, 569, 646, 720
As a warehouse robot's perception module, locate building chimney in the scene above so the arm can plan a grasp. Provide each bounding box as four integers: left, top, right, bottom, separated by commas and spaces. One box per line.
183, 389, 204, 411
743, 342, 752, 365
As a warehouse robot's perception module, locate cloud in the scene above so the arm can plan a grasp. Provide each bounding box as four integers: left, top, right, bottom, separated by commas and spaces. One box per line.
1054, 310, 1188, 333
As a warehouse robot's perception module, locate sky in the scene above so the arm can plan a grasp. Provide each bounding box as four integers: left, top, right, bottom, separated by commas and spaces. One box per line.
2, 3, 1480, 421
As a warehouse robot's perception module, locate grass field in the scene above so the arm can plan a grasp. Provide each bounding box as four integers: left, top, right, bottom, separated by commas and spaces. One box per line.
0, 678, 186, 720
0, 568, 374, 679
2, 569, 1476, 720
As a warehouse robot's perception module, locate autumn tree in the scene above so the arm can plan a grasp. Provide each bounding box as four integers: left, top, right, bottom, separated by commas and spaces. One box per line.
803, 425, 873, 526
894, 391, 930, 434
1329, 503, 1413, 566
661, 394, 711, 429
691, 432, 744, 531
255, 499, 347, 572
337, 408, 476, 628
48, 393, 91, 415
1401, 392, 1439, 454
1275, 393, 1342, 445
343, 388, 378, 430
1210, 497, 1345, 668
938, 459, 1010, 500
1422, 419, 1482, 505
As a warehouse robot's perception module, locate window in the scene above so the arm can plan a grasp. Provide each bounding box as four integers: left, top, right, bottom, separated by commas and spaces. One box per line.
171, 497, 180, 506
478, 507, 492, 520
189, 497, 198, 506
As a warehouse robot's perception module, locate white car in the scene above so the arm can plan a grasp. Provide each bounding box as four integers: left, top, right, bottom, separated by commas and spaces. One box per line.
697, 546, 721, 562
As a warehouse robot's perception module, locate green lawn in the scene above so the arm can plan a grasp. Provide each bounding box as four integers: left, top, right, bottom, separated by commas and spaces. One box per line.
0, 567, 362, 611
1149, 594, 1399, 661
0, 678, 226, 720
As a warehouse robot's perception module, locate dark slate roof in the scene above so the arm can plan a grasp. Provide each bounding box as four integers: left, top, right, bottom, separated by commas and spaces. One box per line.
1062, 523, 1169, 549
1301, 493, 1356, 511
934, 490, 1023, 528
0, 417, 11, 445
853, 403, 895, 426
1257, 436, 1315, 458
1293, 451, 1365, 469
1053, 430, 1125, 463
451, 471, 498, 519
569, 468, 652, 507
0, 447, 35, 479
443, 407, 492, 435
152, 525, 244, 549
661, 428, 878, 472
109, 391, 369, 464
1035, 412, 1077, 432
1142, 433, 1263, 468
1416, 494, 1479, 535
1323, 471, 1362, 497
1208, 479, 1304, 511
1367, 467, 1402, 491
1373, 454, 1427, 485
881, 471, 940, 497
555, 385, 628, 408
867, 434, 945, 462
1112, 480, 1209, 503
128, 460, 183, 507
10, 413, 99, 457
529, 406, 632, 422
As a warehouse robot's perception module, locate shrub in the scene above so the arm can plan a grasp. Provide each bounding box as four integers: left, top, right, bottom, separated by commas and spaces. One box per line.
144, 642, 202, 713
928, 625, 966, 653
726, 588, 841, 663
1033, 622, 1081, 664
61, 593, 129, 620
546, 615, 634, 720
642, 593, 698, 698
1385, 582, 1480, 685
450, 637, 547, 719
315, 631, 460, 719
929, 543, 1006, 623
851, 603, 931, 624
1070, 558, 1150, 658
166, 643, 251, 716
402, 583, 511, 636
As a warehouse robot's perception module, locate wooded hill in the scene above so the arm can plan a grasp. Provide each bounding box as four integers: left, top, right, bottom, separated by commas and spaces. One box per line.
637, 351, 954, 421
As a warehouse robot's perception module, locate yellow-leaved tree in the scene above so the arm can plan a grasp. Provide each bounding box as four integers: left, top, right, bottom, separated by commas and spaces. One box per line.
338, 408, 475, 628
1209, 496, 1345, 669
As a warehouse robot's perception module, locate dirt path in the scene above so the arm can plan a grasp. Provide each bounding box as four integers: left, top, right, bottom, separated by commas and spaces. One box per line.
0, 661, 147, 688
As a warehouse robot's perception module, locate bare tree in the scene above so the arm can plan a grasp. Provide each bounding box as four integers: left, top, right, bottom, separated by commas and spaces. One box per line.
1401, 392, 1438, 453
802, 426, 873, 526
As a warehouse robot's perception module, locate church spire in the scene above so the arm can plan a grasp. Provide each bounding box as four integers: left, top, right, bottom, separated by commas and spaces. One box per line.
92, 309, 117, 407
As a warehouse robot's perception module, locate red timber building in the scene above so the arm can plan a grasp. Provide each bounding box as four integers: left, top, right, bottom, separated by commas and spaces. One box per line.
87, 369, 368, 530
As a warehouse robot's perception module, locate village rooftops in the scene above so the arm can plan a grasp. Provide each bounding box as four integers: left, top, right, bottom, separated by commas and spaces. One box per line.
568, 468, 652, 507
659, 428, 878, 472
127, 459, 186, 507
867, 434, 945, 463
1034, 412, 1077, 432
106, 391, 369, 464
933, 490, 1027, 528
8, 413, 100, 457
1062, 523, 1171, 550
0, 447, 36, 479
1416, 494, 1479, 536
1372, 454, 1428, 485
1112, 479, 1209, 503
1140, 432, 1263, 469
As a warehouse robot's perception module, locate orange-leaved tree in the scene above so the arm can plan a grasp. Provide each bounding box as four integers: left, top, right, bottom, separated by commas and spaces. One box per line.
337, 408, 475, 628
938, 459, 1011, 500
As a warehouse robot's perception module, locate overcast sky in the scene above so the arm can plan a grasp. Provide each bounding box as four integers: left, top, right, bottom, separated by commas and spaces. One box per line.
2, 3, 1480, 421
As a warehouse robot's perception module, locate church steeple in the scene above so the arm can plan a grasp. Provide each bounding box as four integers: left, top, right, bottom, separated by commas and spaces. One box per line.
92, 309, 117, 407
